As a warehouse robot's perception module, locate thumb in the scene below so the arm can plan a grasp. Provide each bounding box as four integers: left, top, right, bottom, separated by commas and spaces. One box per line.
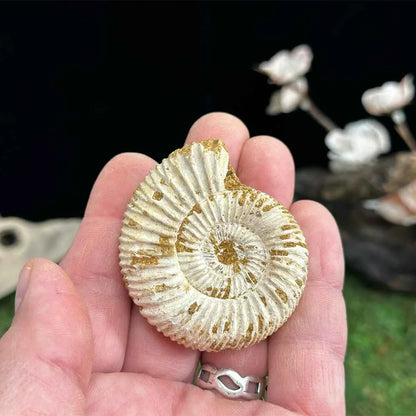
0, 258, 93, 415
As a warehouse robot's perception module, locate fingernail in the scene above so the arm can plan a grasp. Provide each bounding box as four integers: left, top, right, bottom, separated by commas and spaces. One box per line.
15, 262, 33, 312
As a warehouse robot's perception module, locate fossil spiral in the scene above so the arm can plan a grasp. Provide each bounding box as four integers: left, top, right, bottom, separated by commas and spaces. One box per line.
119, 139, 308, 351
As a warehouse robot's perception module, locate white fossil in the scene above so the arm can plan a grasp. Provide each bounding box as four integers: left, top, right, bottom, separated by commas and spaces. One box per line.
119, 139, 308, 351
0, 216, 81, 299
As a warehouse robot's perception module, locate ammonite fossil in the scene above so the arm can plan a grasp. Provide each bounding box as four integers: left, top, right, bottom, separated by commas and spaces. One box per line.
119, 139, 308, 351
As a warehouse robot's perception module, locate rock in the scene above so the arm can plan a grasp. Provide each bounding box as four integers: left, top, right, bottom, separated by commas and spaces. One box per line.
0, 217, 81, 299
295, 166, 416, 293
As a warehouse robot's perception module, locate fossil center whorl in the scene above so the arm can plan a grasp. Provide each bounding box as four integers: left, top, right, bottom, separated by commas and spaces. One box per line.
180, 220, 269, 299
174, 191, 272, 300
119, 138, 309, 352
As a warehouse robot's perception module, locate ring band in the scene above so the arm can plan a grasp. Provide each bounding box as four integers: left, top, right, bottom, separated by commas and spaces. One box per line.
196, 363, 267, 400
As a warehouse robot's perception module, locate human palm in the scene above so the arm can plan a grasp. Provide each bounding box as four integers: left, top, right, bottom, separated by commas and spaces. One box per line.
0, 113, 346, 415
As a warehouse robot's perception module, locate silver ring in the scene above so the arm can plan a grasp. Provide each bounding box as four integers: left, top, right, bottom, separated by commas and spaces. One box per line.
196, 363, 267, 400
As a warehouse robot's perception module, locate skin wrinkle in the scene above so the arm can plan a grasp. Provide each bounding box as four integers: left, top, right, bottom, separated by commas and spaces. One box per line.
20, 265, 93, 394
276, 360, 344, 416
280, 291, 347, 358
32, 354, 87, 409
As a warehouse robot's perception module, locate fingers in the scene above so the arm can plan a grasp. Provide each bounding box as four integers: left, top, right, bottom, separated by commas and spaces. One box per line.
267, 201, 347, 415
201, 135, 295, 386
60, 152, 157, 372
0, 258, 93, 414
122, 112, 251, 382
237, 136, 295, 208
184, 112, 250, 168
123, 308, 200, 382
86, 373, 297, 416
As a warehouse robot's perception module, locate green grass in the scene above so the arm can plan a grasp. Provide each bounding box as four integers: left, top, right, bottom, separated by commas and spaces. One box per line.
0, 273, 415, 414
344, 271, 416, 415
0, 293, 14, 336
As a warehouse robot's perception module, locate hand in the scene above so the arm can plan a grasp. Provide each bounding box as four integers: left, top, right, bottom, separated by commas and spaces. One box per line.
0, 113, 346, 415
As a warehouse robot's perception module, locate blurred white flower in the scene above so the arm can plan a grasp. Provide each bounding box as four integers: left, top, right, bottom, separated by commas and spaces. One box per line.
266, 78, 308, 115
364, 179, 416, 226
361, 74, 414, 116
325, 119, 390, 172
258, 44, 313, 85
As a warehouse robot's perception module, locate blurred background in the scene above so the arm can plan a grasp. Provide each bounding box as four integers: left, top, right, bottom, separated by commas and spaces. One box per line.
0, 1, 415, 414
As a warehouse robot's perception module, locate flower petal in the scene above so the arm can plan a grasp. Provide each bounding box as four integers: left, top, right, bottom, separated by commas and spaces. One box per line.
258, 45, 313, 85
325, 119, 390, 172
362, 75, 414, 115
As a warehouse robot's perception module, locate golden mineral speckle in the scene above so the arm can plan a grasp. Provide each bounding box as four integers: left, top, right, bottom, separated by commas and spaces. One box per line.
208, 195, 214, 201
258, 315, 264, 333
222, 278, 232, 299
223, 321, 231, 332
224, 165, 245, 191
152, 191, 163, 201
200, 138, 224, 157
212, 324, 218, 334
175, 238, 194, 253
295, 279, 303, 287
159, 236, 170, 245
210, 288, 219, 297
159, 236, 174, 255
188, 302, 200, 315
192, 203, 202, 214
284, 241, 307, 249
255, 198, 265, 208
175, 217, 193, 253
260, 296, 267, 306
246, 272, 257, 284
127, 218, 140, 229
154, 284, 170, 292
216, 240, 238, 266
284, 241, 297, 248
245, 323, 254, 342
131, 254, 159, 266
270, 249, 289, 257
227, 339, 238, 348
210, 233, 248, 274
281, 224, 298, 231
275, 289, 288, 303
170, 143, 192, 158
263, 203, 278, 212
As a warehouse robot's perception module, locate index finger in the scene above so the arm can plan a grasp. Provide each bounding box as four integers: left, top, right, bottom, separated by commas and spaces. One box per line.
184, 112, 250, 168
60, 152, 157, 372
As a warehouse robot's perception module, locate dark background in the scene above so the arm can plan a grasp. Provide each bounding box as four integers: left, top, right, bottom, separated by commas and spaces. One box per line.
1, 1, 415, 220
